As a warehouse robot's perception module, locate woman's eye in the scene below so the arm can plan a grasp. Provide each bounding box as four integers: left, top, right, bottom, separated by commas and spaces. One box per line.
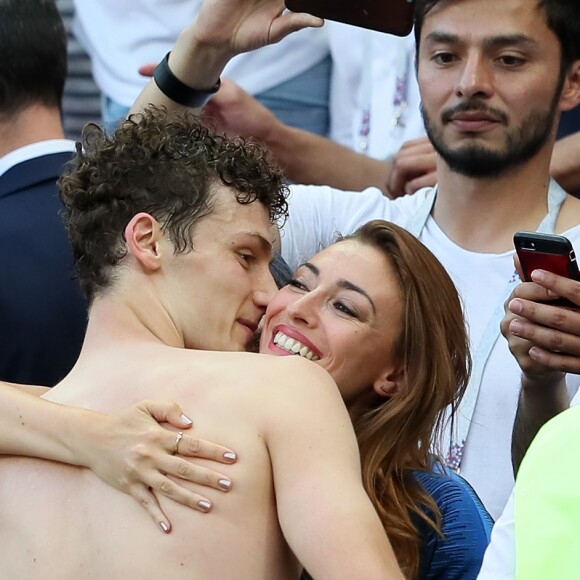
239, 253, 253, 263
288, 278, 308, 291
333, 301, 357, 318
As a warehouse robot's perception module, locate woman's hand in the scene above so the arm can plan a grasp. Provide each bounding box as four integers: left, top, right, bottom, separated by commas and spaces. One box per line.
74, 400, 237, 533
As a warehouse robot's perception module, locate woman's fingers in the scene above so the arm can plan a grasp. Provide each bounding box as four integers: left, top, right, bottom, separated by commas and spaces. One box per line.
159, 455, 233, 491
173, 432, 237, 464
138, 400, 193, 430
129, 484, 172, 533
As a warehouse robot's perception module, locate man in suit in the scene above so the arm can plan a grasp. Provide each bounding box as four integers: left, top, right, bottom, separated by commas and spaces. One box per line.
0, 0, 87, 385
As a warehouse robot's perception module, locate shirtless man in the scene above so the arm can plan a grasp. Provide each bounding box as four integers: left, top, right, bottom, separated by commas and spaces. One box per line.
0, 108, 401, 579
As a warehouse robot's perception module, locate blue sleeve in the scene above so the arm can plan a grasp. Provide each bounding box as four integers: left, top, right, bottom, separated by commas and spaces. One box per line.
414, 471, 493, 580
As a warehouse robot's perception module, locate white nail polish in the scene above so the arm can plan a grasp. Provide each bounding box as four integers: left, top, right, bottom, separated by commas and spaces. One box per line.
180, 414, 193, 425
218, 478, 231, 490
160, 521, 170, 533
223, 452, 236, 461
198, 500, 211, 511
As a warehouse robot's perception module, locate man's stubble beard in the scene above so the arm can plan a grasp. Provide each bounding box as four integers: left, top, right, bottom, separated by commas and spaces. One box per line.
421, 88, 562, 179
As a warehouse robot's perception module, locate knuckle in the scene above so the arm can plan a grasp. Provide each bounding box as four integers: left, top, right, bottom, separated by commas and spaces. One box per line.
139, 495, 152, 509
186, 437, 201, 455
144, 429, 163, 445
160, 480, 173, 495
547, 332, 564, 350
568, 284, 580, 304
133, 442, 152, 460
550, 310, 568, 329
177, 461, 191, 477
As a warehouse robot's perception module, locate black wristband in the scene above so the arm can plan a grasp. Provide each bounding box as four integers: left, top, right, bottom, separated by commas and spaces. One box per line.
153, 52, 221, 108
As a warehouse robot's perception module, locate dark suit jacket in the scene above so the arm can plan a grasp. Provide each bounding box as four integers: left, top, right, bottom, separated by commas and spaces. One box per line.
0, 151, 87, 386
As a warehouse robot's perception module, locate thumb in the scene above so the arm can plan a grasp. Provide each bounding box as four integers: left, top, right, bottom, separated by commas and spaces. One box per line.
138, 63, 157, 78
139, 400, 193, 429
268, 13, 324, 44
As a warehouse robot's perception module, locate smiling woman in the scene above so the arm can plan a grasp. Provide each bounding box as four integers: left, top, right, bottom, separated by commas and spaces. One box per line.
261, 220, 493, 578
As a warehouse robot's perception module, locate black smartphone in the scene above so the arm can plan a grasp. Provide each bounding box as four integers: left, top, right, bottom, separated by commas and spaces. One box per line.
514, 231, 580, 307
284, 0, 416, 36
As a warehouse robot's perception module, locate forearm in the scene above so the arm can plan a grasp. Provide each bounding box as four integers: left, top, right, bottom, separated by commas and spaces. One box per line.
550, 132, 580, 193
265, 123, 391, 194
511, 373, 569, 475
131, 28, 231, 116
0, 381, 97, 465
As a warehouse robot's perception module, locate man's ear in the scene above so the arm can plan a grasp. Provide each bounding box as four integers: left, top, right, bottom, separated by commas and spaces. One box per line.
559, 60, 580, 112
372, 364, 405, 399
124, 212, 165, 271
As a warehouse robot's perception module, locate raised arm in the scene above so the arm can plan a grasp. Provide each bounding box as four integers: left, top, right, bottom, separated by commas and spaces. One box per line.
500, 270, 580, 473
131, 0, 322, 116
263, 359, 403, 579
203, 78, 438, 197
203, 78, 393, 193
0, 381, 237, 531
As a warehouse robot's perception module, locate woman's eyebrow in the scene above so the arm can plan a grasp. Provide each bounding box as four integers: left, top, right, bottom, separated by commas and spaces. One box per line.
337, 280, 376, 314
301, 262, 376, 314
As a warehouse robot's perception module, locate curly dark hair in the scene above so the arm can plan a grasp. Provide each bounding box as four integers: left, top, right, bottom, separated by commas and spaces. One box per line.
59, 106, 289, 303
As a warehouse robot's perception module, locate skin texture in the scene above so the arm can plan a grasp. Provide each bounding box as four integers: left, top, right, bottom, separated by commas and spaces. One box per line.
145, 189, 276, 352
0, 183, 402, 579
260, 240, 403, 404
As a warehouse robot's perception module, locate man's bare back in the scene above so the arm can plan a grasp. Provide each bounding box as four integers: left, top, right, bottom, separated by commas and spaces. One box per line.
0, 343, 383, 578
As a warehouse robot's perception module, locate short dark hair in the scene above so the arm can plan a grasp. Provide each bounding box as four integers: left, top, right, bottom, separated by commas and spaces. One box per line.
59, 106, 289, 303
414, 0, 580, 70
0, 0, 66, 117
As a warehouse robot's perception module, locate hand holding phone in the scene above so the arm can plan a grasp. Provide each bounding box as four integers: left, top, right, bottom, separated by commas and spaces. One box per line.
513, 231, 580, 308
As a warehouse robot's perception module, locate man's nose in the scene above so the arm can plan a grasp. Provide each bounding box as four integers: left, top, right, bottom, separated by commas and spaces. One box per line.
455, 53, 494, 99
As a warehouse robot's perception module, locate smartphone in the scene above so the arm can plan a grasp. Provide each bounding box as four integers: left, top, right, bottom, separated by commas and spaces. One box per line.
284, 0, 416, 36
514, 231, 580, 307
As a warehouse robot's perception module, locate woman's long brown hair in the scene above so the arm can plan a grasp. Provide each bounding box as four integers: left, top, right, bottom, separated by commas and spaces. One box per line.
340, 221, 471, 578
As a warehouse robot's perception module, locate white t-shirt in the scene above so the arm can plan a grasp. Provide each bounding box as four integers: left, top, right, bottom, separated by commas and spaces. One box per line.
72, 0, 329, 107
327, 23, 425, 159
281, 184, 580, 519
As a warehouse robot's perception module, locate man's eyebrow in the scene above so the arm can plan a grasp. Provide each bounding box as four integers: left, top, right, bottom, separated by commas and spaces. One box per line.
482, 34, 538, 51
245, 232, 273, 254
300, 262, 376, 314
423, 30, 538, 51
423, 31, 461, 46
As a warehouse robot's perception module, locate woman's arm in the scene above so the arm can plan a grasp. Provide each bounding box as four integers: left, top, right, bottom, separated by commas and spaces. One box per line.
0, 381, 237, 532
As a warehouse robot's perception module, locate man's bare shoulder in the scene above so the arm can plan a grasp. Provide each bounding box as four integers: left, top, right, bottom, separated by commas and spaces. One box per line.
164, 349, 337, 394
195, 351, 341, 405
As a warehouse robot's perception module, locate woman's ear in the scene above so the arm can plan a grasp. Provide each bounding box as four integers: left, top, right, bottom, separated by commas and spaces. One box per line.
124, 212, 165, 271
372, 365, 405, 398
